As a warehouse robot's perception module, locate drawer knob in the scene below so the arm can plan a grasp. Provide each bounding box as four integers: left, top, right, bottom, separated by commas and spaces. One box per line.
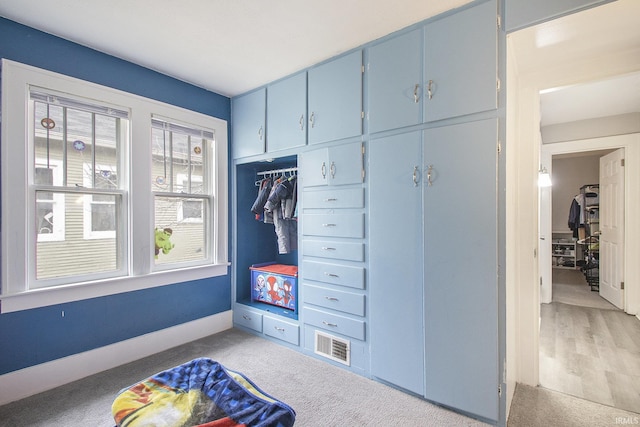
323, 321, 338, 327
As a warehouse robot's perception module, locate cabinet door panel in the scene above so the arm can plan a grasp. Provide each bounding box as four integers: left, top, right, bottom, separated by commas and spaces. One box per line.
424, 0, 497, 122
308, 51, 363, 145
232, 88, 266, 158
369, 130, 424, 396
267, 72, 307, 152
300, 148, 329, 187
423, 118, 498, 421
368, 28, 423, 133
329, 142, 363, 186
233, 305, 263, 333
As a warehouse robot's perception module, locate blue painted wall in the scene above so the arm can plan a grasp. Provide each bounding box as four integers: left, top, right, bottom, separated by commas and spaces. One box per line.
0, 17, 232, 375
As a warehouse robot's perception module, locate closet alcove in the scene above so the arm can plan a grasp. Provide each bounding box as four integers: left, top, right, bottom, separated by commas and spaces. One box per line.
234, 155, 298, 320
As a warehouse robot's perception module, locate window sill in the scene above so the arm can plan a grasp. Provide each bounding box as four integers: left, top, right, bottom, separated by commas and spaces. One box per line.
0, 262, 230, 313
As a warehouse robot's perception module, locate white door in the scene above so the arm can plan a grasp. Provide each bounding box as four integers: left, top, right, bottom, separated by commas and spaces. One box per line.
599, 149, 624, 309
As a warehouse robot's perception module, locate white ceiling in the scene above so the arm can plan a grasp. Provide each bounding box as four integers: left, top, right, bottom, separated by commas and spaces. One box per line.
0, 0, 472, 97
508, 0, 640, 126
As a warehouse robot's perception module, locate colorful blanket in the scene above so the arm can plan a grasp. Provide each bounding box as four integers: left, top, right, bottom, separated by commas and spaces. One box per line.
112, 358, 295, 427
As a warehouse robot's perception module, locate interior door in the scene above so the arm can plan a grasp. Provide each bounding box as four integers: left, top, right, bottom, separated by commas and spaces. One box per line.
599, 148, 624, 309
423, 118, 498, 421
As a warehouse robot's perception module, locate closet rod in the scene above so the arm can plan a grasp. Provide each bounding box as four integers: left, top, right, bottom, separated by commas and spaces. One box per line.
256, 166, 297, 177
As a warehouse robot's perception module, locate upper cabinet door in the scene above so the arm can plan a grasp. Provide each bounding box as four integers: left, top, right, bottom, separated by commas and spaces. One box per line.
267, 72, 307, 152
424, 0, 497, 122
308, 50, 363, 145
367, 28, 423, 134
232, 88, 266, 159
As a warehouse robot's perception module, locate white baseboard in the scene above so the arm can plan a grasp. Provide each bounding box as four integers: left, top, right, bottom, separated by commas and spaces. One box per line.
0, 310, 232, 406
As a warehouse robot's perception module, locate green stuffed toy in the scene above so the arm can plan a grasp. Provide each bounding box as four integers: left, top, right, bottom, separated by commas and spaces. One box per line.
155, 227, 175, 258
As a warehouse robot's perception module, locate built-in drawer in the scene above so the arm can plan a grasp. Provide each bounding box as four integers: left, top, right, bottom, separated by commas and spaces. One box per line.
302, 213, 364, 238
302, 260, 365, 289
233, 306, 263, 333
302, 240, 364, 262
263, 316, 299, 346
304, 307, 365, 340
303, 188, 364, 209
303, 284, 365, 316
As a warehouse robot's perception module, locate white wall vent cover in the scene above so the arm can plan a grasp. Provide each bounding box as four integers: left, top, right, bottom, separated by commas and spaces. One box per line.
314, 330, 350, 366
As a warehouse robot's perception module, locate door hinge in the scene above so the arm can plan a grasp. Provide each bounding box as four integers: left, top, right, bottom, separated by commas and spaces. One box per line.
497, 141, 502, 153
498, 385, 502, 396
497, 15, 502, 30
497, 78, 501, 92
361, 111, 365, 119
361, 65, 365, 73
621, 281, 625, 290
621, 158, 625, 167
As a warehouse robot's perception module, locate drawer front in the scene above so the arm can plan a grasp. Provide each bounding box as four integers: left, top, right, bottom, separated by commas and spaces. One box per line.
303, 188, 364, 209
233, 306, 263, 333
304, 307, 365, 340
302, 213, 364, 238
303, 284, 365, 316
302, 260, 365, 289
263, 316, 299, 346
302, 240, 364, 262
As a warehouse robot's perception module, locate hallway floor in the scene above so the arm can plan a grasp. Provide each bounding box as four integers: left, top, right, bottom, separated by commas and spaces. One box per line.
539, 269, 640, 413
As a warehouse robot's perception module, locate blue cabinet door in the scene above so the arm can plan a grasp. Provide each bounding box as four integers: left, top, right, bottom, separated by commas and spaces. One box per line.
300, 142, 363, 188
424, 0, 497, 122
308, 50, 363, 145
232, 88, 266, 158
423, 118, 498, 422
367, 28, 423, 134
267, 72, 307, 152
300, 147, 329, 187
369, 130, 424, 396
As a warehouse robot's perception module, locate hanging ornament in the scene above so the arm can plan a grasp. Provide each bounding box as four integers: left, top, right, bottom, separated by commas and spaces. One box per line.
193, 146, 202, 155
73, 140, 86, 151
156, 176, 166, 185
40, 117, 55, 129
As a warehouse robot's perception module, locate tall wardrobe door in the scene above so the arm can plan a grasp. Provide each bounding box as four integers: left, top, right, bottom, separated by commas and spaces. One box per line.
423, 119, 498, 421
369, 130, 424, 395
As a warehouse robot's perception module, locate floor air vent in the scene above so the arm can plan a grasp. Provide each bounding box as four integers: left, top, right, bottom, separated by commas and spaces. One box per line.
314, 330, 350, 366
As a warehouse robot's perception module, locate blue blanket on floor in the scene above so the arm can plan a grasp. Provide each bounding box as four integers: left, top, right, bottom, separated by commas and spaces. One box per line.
112, 358, 295, 427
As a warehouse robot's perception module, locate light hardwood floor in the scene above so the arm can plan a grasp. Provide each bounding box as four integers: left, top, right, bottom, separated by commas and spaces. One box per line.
539, 269, 640, 413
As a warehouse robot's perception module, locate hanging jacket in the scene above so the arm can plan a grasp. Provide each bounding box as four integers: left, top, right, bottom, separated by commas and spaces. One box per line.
251, 178, 272, 216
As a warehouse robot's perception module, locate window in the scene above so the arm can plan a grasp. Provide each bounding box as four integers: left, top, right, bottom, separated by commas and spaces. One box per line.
1, 60, 228, 312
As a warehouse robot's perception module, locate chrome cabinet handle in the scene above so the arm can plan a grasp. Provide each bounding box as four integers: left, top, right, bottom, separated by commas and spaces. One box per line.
324, 272, 339, 278
427, 80, 433, 100
299, 114, 305, 130
322, 223, 336, 227
413, 166, 419, 187
242, 315, 251, 320
413, 84, 420, 103
323, 321, 338, 327
330, 161, 336, 178
321, 247, 336, 251
321, 161, 326, 179
324, 198, 337, 202
258, 126, 264, 140
274, 326, 285, 332
309, 111, 315, 128
427, 164, 434, 186
325, 296, 339, 301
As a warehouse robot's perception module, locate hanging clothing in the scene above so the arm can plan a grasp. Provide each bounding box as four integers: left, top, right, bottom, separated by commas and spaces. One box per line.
264, 175, 298, 254
568, 197, 581, 236
251, 177, 272, 220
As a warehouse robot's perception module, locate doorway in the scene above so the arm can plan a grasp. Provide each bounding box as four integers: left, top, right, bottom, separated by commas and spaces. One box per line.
506, 0, 640, 414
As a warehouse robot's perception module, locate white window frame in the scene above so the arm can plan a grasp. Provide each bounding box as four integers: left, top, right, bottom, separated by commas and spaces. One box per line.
35, 159, 65, 242
0, 60, 229, 313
